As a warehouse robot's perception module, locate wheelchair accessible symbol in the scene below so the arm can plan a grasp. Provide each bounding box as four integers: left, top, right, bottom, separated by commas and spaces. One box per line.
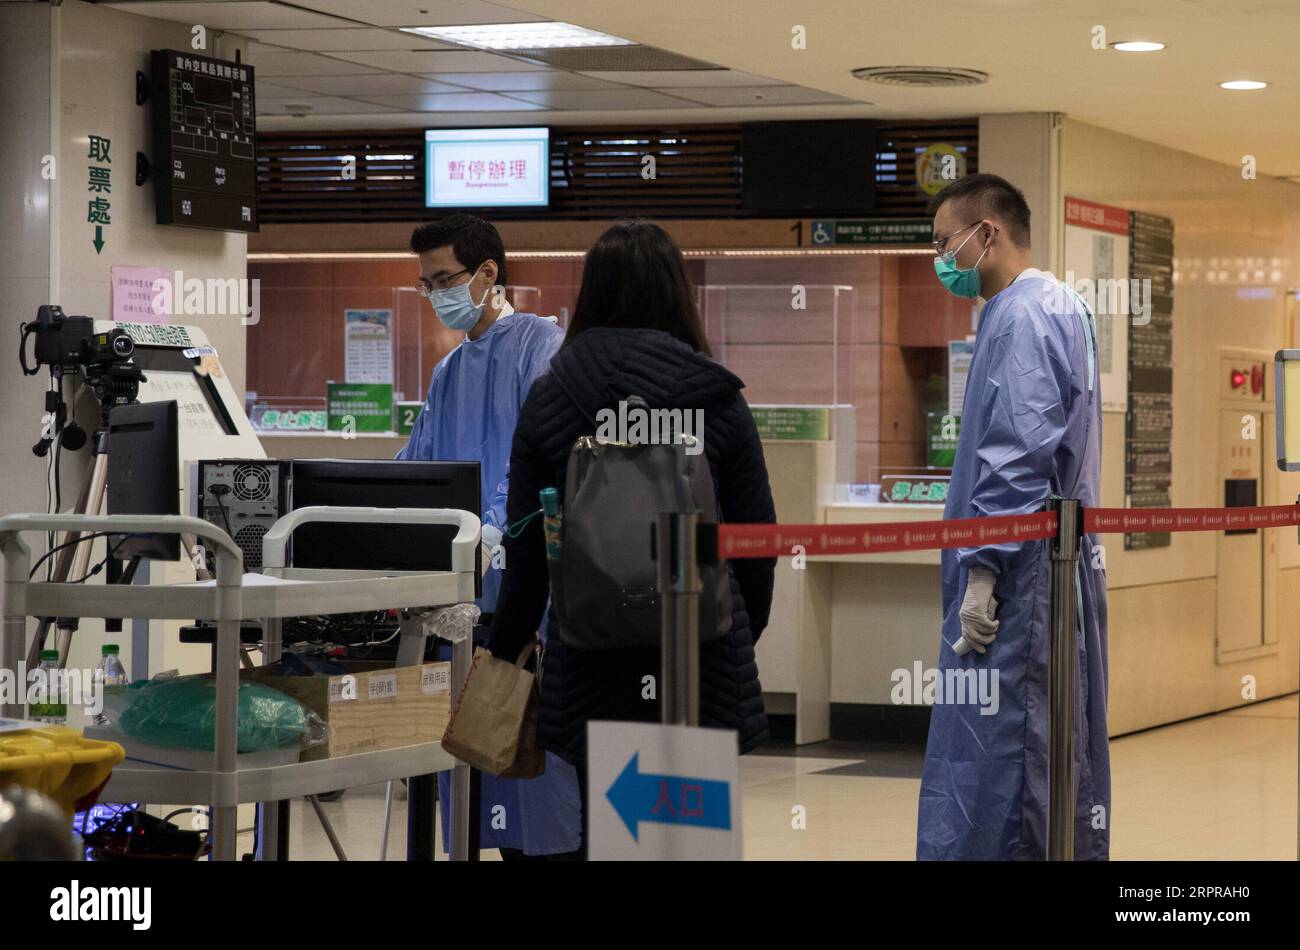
811, 219, 834, 245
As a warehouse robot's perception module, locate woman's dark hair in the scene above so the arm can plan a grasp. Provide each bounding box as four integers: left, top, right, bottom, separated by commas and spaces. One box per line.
565, 219, 710, 355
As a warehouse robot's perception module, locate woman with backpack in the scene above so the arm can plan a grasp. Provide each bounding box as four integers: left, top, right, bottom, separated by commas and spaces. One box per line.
487, 219, 778, 855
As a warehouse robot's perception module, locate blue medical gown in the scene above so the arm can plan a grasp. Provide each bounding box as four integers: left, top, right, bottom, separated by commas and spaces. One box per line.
916, 271, 1110, 861
397, 312, 582, 855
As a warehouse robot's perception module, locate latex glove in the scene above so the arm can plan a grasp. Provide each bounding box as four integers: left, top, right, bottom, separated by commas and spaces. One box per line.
953, 568, 999, 655
480, 524, 503, 576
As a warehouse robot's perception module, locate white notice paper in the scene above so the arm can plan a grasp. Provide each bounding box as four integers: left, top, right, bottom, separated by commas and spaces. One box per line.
344, 309, 394, 384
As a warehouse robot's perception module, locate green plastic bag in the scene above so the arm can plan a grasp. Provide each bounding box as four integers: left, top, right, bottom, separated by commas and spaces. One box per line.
118, 674, 325, 752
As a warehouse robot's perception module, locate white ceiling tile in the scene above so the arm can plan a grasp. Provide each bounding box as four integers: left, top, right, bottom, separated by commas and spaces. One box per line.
353, 92, 546, 112
102, 2, 354, 31
427, 71, 622, 92
330, 49, 544, 72
241, 38, 297, 58
253, 79, 326, 99
257, 96, 405, 115
300, 0, 549, 28
579, 69, 788, 89
504, 89, 704, 111
237, 28, 457, 52
244, 51, 380, 76
283, 73, 470, 95
669, 86, 855, 107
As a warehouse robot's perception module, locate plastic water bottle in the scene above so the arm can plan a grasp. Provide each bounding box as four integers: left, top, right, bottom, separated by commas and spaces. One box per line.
92, 644, 129, 726
540, 487, 562, 560
29, 650, 67, 725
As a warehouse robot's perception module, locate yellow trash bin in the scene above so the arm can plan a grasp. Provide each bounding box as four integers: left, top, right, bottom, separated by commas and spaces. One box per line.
0, 724, 125, 815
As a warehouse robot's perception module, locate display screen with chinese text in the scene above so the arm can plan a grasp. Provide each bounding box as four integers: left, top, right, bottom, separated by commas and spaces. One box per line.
424, 127, 549, 208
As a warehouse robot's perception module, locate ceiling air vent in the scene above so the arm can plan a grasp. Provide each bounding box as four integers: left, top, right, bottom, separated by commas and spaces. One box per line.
851, 66, 988, 88
507, 45, 720, 71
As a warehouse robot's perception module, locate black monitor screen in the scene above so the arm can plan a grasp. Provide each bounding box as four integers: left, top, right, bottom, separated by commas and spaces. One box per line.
288, 459, 480, 594
106, 400, 180, 560
742, 119, 875, 215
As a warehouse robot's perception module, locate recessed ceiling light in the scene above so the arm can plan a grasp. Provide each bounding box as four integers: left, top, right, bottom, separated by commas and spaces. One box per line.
1111, 41, 1165, 52
1220, 79, 1267, 90
401, 21, 635, 51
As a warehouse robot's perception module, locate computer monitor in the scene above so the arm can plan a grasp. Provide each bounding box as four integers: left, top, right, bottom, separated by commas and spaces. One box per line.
106, 400, 180, 560
288, 459, 481, 595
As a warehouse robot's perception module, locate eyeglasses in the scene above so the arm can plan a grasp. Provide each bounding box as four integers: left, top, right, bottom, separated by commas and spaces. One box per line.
414, 268, 470, 296
932, 221, 984, 261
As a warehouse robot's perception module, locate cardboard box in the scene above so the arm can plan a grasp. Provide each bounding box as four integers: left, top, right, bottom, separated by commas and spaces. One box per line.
246, 661, 452, 762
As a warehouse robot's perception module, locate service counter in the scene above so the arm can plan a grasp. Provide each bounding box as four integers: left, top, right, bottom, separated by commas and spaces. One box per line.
752, 404, 948, 743
258, 431, 405, 461
760, 499, 945, 745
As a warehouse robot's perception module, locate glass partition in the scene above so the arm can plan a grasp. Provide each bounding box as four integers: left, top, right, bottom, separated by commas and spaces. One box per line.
699, 284, 856, 406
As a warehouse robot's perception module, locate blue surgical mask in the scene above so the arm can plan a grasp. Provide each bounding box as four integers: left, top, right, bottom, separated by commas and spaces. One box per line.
429, 266, 489, 331
933, 226, 990, 299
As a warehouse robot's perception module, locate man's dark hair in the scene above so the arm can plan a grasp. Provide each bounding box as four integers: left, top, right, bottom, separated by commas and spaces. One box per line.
409, 213, 508, 285
928, 173, 1031, 248
566, 219, 710, 356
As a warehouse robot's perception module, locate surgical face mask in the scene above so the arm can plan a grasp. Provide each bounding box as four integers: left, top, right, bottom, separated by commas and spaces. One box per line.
933, 225, 990, 299
429, 266, 489, 331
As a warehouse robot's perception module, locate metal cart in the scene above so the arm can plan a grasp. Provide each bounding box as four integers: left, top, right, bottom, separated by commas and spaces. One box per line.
0, 506, 479, 861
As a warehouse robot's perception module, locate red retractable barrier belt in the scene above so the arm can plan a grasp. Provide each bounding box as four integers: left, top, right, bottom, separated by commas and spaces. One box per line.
717, 504, 1300, 559
718, 511, 1057, 559
1085, 504, 1300, 533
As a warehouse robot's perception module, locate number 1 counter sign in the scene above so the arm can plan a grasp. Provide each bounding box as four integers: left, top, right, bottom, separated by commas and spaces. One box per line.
588, 721, 741, 860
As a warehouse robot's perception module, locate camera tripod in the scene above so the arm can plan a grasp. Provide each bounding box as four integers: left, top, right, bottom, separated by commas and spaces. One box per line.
26, 381, 208, 671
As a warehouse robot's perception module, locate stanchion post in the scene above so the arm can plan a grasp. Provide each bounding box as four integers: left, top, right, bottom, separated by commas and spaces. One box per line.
1047, 497, 1082, 861
449, 632, 472, 861
657, 510, 702, 727
672, 511, 701, 727
657, 512, 676, 726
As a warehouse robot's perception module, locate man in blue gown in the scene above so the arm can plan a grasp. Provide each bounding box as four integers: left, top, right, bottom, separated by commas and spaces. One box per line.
397, 214, 580, 858
917, 174, 1109, 860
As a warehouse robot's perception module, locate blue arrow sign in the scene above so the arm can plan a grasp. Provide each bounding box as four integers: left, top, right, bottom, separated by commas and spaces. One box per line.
606, 752, 731, 841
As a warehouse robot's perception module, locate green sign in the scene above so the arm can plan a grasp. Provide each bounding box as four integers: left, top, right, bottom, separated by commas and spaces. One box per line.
926, 410, 959, 467
810, 218, 932, 246
327, 382, 393, 433
882, 475, 949, 504
750, 406, 831, 441
395, 400, 424, 436
253, 408, 327, 432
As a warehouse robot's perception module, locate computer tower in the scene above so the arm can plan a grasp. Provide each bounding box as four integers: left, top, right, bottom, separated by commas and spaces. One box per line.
195, 459, 289, 571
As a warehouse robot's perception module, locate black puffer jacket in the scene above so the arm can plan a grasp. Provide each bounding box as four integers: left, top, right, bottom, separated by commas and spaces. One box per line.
489, 327, 777, 765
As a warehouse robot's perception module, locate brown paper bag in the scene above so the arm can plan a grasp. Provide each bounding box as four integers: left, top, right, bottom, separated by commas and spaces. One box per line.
441, 642, 545, 778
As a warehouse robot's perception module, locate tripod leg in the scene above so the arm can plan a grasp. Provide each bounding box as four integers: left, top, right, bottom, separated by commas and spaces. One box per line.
26, 474, 95, 667
55, 450, 111, 667
307, 795, 348, 861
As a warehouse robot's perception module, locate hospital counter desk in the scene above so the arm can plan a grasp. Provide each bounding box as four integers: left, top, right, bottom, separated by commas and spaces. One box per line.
259, 431, 406, 460
758, 502, 945, 745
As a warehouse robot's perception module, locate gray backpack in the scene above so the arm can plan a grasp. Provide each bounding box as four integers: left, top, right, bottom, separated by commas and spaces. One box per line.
549, 396, 733, 650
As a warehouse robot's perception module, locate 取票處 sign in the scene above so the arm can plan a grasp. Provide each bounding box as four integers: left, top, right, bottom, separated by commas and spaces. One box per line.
588, 721, 740, 860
